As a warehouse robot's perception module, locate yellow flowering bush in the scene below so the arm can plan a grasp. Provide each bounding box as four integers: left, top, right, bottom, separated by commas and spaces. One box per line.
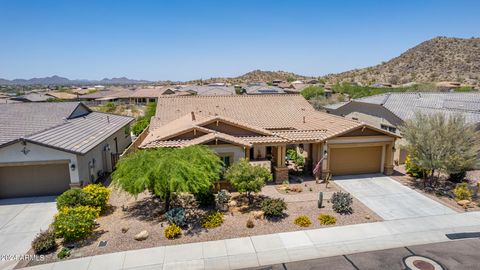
201, 211, 223, 229
318, 213, 336, 225
83, 184, 111, 213
52, 206, 99, 242
294, 215, 312, 227
164, 224, 182, 239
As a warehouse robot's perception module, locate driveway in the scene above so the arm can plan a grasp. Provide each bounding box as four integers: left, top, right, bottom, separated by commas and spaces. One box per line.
0, 197, 57, 270
333, 174, 456, 220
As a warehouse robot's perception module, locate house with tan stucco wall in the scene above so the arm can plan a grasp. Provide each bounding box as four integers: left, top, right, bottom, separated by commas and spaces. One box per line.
140, 95, 399, 183
0, 102, 133, 198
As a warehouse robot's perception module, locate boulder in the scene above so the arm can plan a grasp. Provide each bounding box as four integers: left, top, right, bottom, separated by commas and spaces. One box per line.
457, 200, 471, 207
121, 227, 129, 234
251, 210, 264, 220
134, 230, 149, 241
228, 200, 237, 208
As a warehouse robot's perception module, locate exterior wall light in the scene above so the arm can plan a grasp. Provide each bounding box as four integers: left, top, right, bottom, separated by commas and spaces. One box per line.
70, 163, 76, 171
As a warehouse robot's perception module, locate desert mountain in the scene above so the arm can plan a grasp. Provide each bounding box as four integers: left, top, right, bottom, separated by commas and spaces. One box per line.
323, 37, 480, 86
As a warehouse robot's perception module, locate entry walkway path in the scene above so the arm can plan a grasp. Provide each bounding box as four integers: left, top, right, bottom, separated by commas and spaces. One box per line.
334, 174, 455, 220
22, 212, 480, 270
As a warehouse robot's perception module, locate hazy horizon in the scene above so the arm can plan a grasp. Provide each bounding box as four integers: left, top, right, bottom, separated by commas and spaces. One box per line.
1, 0, 479, 81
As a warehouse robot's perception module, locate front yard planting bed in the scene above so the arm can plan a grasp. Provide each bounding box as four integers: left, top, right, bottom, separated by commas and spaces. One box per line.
392, 166, 480, 212
24, 181, 380, 267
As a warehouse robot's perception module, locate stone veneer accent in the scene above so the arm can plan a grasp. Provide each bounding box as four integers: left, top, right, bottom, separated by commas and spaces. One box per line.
273, 166, 289, 184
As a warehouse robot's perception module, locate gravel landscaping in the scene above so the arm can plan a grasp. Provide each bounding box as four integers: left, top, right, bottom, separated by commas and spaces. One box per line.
24, 178, 380, 267
391, 166, 480, 212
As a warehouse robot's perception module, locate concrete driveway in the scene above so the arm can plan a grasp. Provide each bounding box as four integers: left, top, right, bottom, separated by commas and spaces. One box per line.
334, 174, 456, 220
0, 197, 57, 270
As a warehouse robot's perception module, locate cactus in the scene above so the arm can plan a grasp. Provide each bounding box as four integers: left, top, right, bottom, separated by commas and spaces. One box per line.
318, 192, 323, 208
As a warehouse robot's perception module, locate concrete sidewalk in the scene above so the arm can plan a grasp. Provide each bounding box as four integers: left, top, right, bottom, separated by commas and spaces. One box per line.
21, 211, 480, 270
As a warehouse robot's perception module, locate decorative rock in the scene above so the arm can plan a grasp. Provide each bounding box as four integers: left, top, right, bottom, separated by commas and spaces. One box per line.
121, 227, 129, 234
457, 200, 471, 207
228, 200, 237, 208
251, 210, 264, 220
134, 230, 149, 241
365, 215, 371, 220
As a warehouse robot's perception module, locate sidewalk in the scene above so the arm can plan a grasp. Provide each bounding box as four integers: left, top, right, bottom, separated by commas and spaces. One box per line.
22, 211, 480, 270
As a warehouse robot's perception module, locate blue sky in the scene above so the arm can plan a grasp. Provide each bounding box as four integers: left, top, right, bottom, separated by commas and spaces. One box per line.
0, 0, 479, 81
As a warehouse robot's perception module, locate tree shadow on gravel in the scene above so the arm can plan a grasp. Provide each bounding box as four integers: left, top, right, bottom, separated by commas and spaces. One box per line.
122, 196, 165, 223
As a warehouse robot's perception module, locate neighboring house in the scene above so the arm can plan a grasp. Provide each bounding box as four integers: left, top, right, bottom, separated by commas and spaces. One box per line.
78, 88, 134, 105
0, 102, 134, 198
175, 85, 236, 96
46, 91, 78, 100
128, 87, 176, 105
141, 95, 399, 183
243, 84, 286, 95
324, 92, 480, 164
10, 92, 51, 102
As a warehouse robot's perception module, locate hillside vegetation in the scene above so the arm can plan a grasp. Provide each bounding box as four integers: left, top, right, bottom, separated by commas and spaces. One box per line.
323, 37, 480, 87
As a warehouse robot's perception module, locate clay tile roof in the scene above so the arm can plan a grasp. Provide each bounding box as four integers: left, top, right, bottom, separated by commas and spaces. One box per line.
144, 95, 368, 147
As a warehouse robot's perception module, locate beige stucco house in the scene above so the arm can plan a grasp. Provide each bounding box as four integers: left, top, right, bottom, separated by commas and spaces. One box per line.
0, 102, 133, 198
140, 95, 399, 182
325, 92, 480, 164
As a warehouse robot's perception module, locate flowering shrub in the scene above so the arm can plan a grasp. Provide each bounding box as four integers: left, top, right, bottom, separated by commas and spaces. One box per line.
164, 224, 182, 239
56, 189, 91, 210
294, 215, 312, 227
454, 183, 472, 201
318, 214, 336, 225
83, 184, 111, 213
52, 206, 99, 242
201, 211, 223, 229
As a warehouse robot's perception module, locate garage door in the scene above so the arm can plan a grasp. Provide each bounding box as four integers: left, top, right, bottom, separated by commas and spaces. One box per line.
330, 146, 382, 176
0, 163, 71, 198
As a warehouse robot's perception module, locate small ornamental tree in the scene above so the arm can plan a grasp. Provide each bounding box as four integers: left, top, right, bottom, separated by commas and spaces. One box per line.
112, 146, 223, 211
225, 159, 272, 204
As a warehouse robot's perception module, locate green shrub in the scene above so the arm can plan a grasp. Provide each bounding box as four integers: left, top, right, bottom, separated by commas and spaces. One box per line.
286, 149, 305, 167
294, 215, 312, 227
32, 230, 56, 254
52, 206, 99, 242
83, 184, 111, 213
261, 198, 287, 217
164, 224, 182, 239
246, 219, 254, 228
195, 190, 215, 207
56, 189, 91, 210
331, 192, 353, 214
202, 211, 223, 229
132, 118, 149, 136
449, 171, 466, 183
301, 85, 324, 100
454, 183, 472, 201
57, 247, 71, 259
318, 214, 336, 225
165, 208, 186, 227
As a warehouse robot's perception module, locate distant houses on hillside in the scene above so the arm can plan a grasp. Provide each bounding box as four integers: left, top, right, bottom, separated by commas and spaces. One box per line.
1, 79, 325, 104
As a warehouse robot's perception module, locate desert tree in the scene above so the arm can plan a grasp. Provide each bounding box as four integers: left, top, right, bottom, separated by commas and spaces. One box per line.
112, 145, 223, 211
401, 112, 478, 186
224, 159, 272, 204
